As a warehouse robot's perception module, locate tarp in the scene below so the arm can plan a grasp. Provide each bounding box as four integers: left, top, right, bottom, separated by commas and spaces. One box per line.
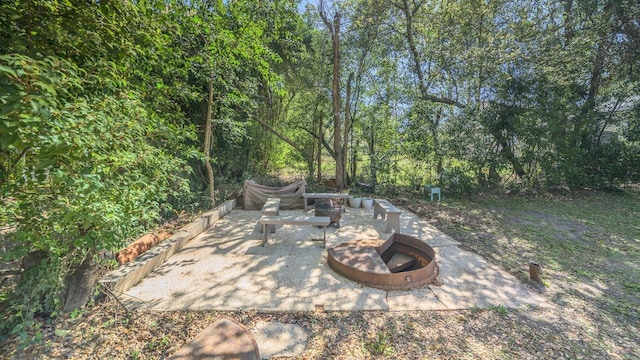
243, 179, 306, 210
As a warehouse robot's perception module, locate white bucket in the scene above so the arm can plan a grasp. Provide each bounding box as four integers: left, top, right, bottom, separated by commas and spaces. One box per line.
362, 198, 373, 210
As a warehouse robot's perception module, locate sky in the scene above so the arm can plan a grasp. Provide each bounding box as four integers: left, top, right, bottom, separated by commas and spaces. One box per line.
298, 0, 314, 13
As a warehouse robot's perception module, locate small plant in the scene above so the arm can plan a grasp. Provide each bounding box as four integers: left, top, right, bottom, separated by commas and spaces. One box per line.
159, 336, 170, 348
102, 319, 115, 328
69, 308, 83, 319
365, 331, 396, 356
148, 338, 158, 351
147, 336, 171, 351
129, 350, 140, 360
490, 304, 509, 316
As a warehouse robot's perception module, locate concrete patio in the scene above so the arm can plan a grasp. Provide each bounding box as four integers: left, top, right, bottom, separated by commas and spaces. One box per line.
120, 205, 546, 312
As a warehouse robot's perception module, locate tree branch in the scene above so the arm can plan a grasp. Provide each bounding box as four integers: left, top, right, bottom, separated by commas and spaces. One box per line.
318, 0, 333, 31
399, 0, 466, 108
300, 125, 336, 159
12, 146, 31, 170
251, 115, 307, 156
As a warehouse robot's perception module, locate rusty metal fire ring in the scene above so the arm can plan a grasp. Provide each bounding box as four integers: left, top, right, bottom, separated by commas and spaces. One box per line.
327, 233, 438, 290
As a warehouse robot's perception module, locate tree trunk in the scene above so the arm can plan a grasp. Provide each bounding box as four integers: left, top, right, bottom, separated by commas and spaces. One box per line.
577, 38, 607, 149
494, 131, 526, 181
431, 109, 443, 180
331, 12, 344, 190
204, 78, 215, 207
351, 137, 358, 181
563, 0, 574, 45
398, 0, 466, 109
310, 104, 318, 181
396, 0, 464, 188
343, 72, 354, 186
369, 128, 377, 192
63, 256, 101, 312
319, 3, 346, 190
317, 114, 323, 182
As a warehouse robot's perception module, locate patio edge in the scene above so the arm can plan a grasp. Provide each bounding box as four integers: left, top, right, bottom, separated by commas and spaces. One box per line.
99, 199, 237, 294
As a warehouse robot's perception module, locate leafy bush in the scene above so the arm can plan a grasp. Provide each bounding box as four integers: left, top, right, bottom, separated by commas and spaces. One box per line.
0, 54, 194, 337
440, 166, 479, 195
583, 142, 627, 188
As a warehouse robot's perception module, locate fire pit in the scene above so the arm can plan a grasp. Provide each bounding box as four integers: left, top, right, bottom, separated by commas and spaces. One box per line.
327, 233, 438, 290
315, 199, 342, 227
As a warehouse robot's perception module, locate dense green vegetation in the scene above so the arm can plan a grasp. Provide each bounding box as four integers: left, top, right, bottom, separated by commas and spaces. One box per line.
1, 0, 639, 343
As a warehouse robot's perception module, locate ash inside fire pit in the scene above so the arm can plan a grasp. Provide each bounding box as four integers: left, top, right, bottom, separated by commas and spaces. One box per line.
327, 233, 438, 290
315, 199, 342, 227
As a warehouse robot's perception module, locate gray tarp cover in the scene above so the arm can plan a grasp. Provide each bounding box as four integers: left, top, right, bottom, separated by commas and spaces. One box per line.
243, 179, 306, 210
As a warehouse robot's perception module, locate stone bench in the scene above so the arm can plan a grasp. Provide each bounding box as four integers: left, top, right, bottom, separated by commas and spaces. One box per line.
259, 215, 331, 246
373, 199, 402, 233
258, 198, 280, 234
168, 317, 259, 360
303, 193, 349, 212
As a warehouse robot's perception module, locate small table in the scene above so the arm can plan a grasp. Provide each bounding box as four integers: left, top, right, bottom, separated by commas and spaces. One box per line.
303, 193, 350, 212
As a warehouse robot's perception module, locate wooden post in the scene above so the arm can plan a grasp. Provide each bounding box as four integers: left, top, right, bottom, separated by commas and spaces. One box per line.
529, 261, 542, 282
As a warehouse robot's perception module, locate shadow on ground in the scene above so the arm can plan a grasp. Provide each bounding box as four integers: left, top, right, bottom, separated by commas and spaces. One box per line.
121, 206, 545, 312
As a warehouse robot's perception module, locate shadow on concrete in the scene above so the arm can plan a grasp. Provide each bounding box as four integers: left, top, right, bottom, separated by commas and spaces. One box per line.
121, 207, 545, 312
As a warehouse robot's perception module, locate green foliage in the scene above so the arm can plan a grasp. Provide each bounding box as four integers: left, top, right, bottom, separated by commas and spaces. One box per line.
1, 54, 189, 249
490, 304, 509, 316
345, 0, 640, 193
6, 257, 65, 337
68, 308, 82, 320
129, 350, 141, 360
365, 330, 395, 357
1, 0, 639, 345
440, 165, 479, 195
166, 0, 305, 184
0, 52, 193, 336
0, 0, 307, 341
147, 336, 170, 351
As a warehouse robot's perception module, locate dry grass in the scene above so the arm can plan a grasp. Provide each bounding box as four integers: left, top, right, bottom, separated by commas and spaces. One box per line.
2, 189, 639, 359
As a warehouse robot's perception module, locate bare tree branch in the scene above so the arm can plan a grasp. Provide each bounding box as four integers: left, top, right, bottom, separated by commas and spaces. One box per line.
318, 0, 332, 30
251, 115, 307, 156
299, 125, 336, 159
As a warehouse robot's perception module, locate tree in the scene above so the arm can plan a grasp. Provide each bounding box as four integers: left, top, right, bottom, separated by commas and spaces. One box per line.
318, 0, 347, 189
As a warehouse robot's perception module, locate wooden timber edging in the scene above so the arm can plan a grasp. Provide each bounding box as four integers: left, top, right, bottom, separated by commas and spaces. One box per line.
100, 199, 237, 294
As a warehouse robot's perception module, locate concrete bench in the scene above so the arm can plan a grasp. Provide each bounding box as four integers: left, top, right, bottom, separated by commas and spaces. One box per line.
303, 193, 349, 212
258, 198, 280, 234
259, 215, 331, 246
373, 199, 402, 233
